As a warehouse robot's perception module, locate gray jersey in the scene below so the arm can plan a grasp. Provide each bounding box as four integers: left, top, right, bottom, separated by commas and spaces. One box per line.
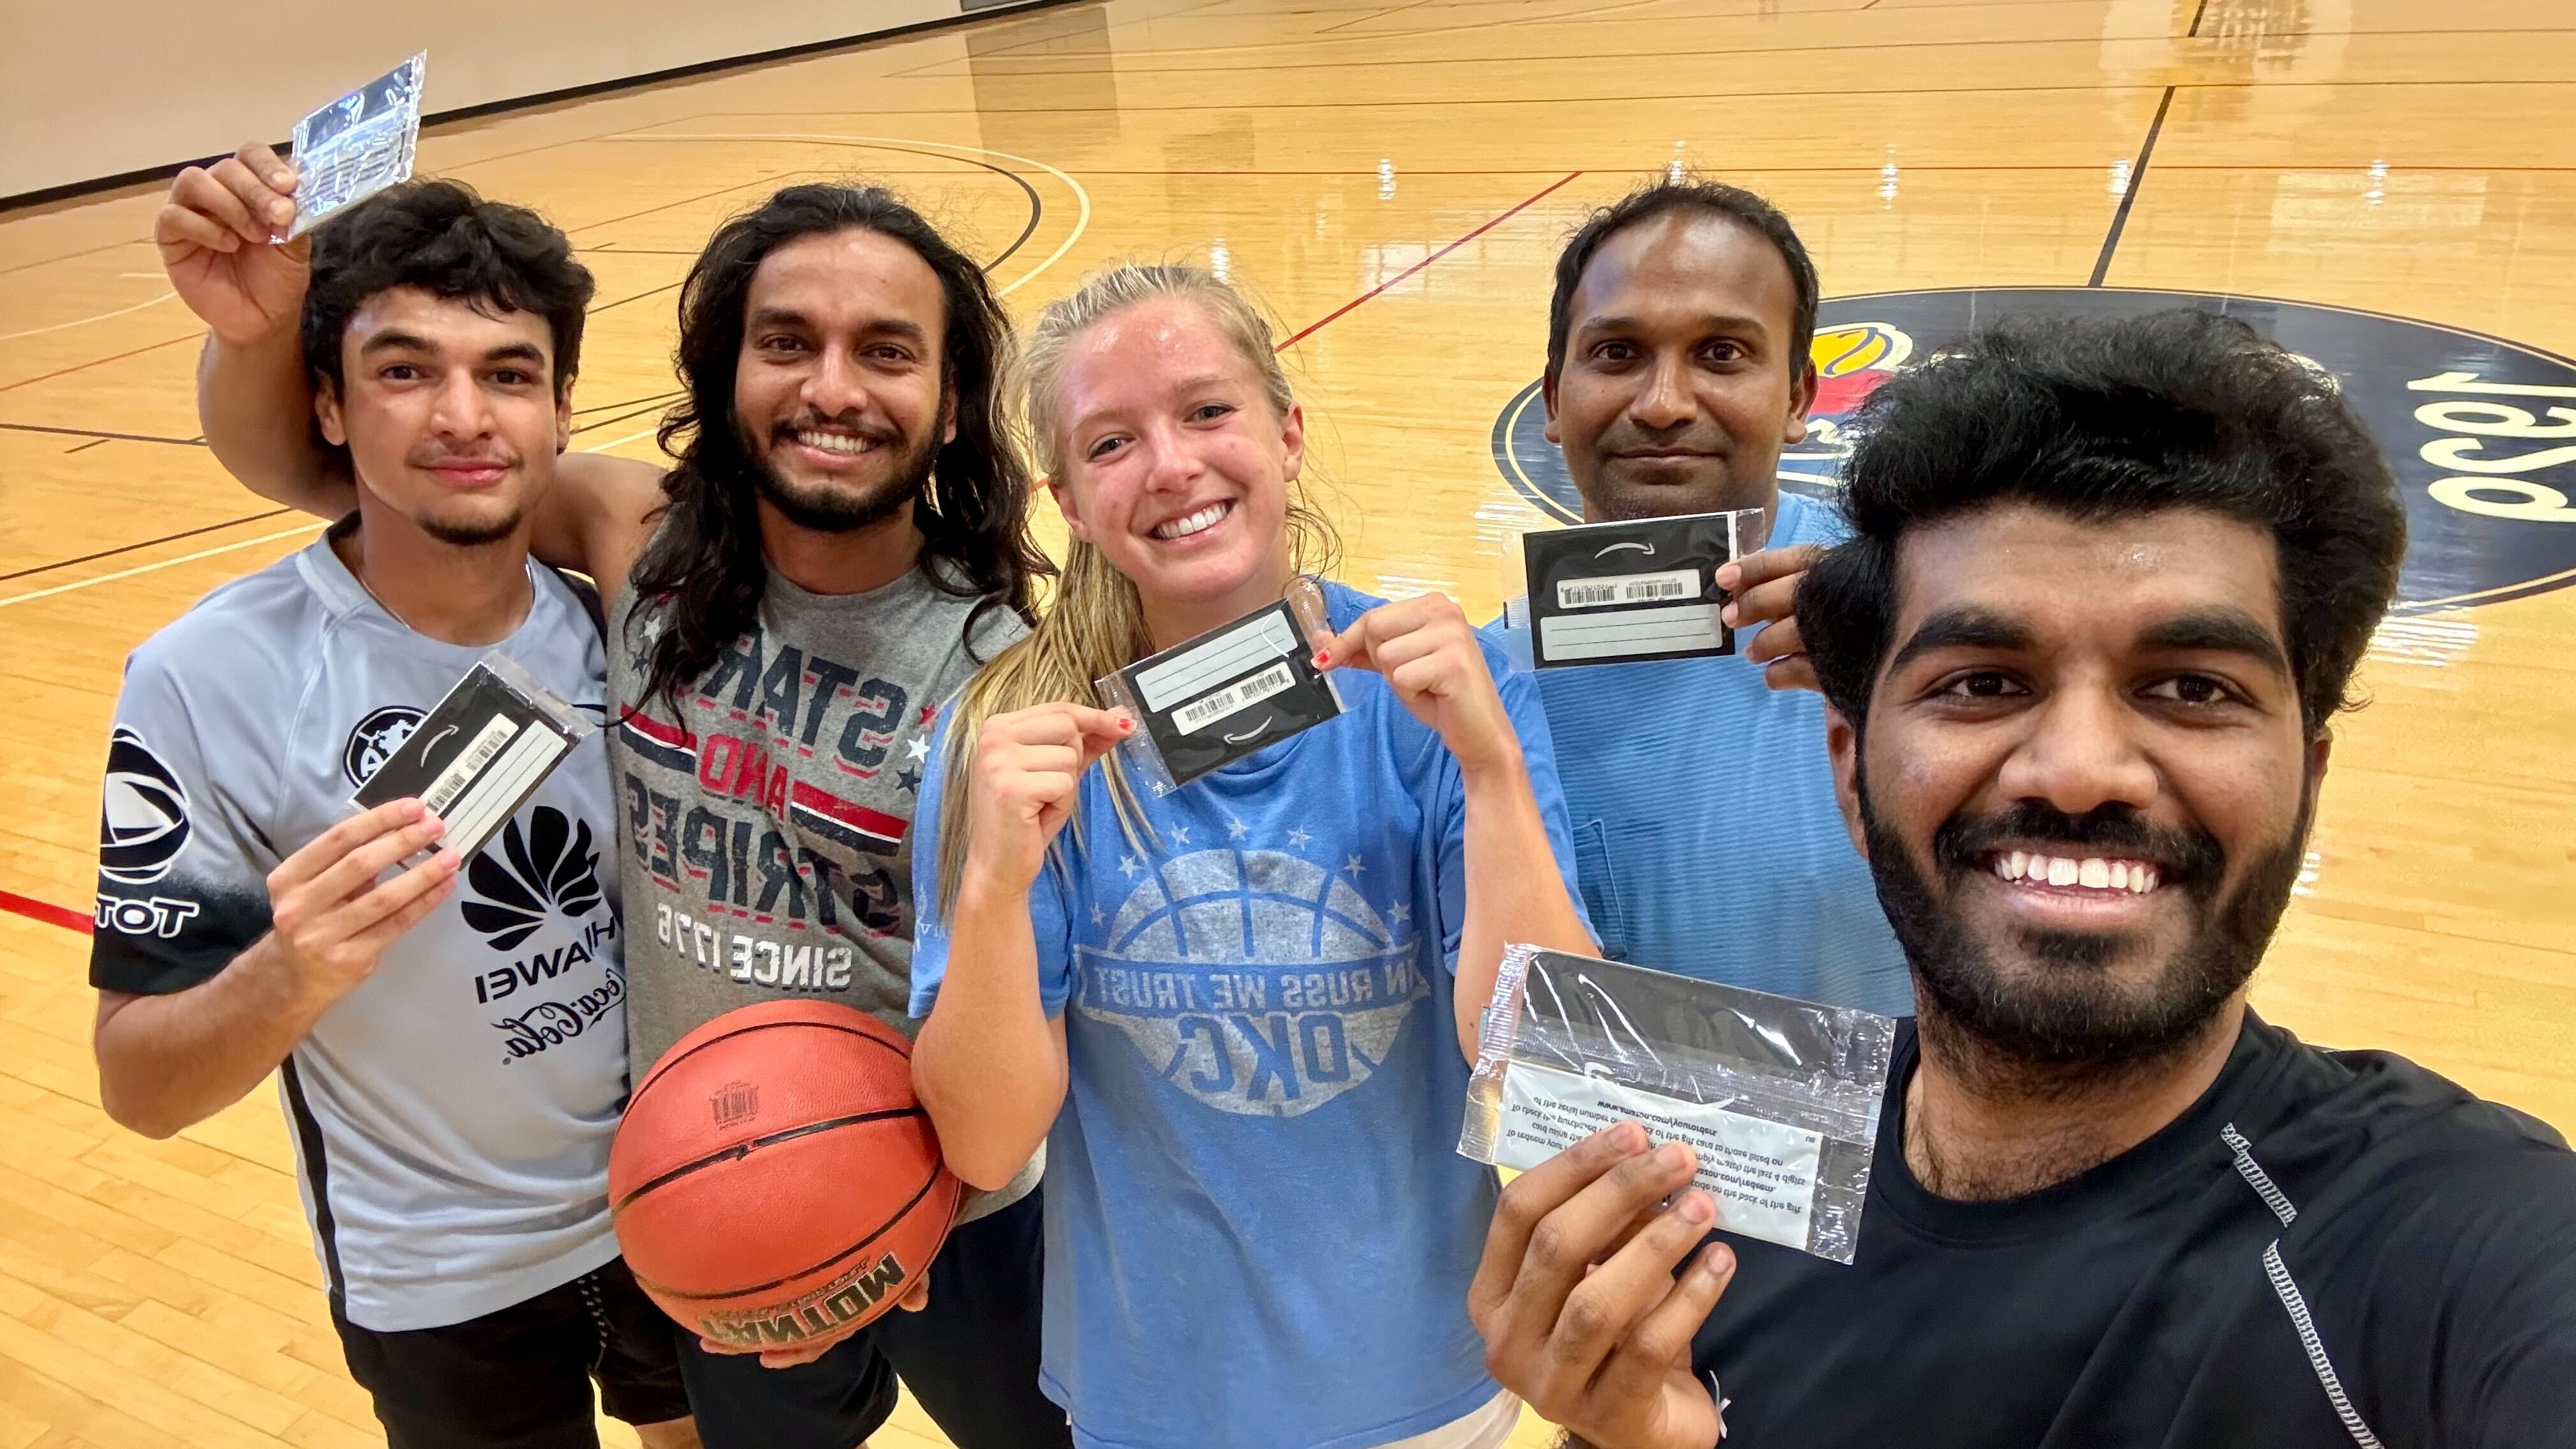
89, 529, 627, 1332
609, 559, 1022, 1069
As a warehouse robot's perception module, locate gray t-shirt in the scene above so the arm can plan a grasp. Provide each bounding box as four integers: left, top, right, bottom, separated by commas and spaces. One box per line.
610, 559, 1023, 1065
90, 532, 626, 1331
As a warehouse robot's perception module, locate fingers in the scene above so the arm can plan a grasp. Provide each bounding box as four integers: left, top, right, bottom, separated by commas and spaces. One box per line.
1544, 1190, 1716, 1374
697, 1337, 755, 1356
1314, 594, 1468, 676
1512, 1141, 1703, 1326
210, 153, 298, 239
1714, 542, 1823, 600
760, 1340, 839, 1370
896, 1274, 931, 1312
1590, 1241, 1738, 1407
1762, 655, 1821, 694
270, 799, 432, 894
167, 164, 264, 247
234, 142, 295, 192
296, 813, 448, 912
1471, 1123, 1650, 1328
326, 849, 463, 951
154, 197, 240, 258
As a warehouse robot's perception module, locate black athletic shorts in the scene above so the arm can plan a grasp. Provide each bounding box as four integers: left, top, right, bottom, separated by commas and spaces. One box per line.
333, 1255, 692, 1449
677, 1182, 1070, 1449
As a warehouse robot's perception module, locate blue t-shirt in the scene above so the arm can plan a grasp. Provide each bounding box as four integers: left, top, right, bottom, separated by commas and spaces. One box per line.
912, 581, 1589, 1449
1485, 491, 1910, 1016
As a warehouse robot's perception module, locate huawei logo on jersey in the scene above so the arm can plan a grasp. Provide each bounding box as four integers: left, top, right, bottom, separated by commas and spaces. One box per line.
462, 806, 606, 951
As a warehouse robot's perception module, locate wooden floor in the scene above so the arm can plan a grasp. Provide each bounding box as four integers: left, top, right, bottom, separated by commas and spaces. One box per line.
5, 0, 2575, 1443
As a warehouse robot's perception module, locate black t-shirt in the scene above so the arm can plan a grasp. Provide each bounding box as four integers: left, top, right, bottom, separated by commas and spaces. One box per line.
1692, 1014, 2576, 1447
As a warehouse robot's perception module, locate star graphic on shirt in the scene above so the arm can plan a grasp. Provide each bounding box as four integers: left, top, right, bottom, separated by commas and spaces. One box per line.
905, 735, 930, 762
919, 704, 938, 727
1119, 854, 1144, 878
1226, 815, 1248, 841
1153, 781, 1171, 797
1344, 854, 1366, 877
896, 767, 921, 795
1171, 825, 1192, 846
1090, 903, 1106, 926
1389, 902, 1411, 926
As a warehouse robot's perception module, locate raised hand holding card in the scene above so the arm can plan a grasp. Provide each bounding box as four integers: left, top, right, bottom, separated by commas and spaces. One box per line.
283, 53, 426, 240
1517, 507, 1768, 669
1097, 578, 1343, 790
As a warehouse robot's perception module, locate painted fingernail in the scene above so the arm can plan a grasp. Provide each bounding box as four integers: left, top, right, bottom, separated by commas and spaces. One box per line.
1118, 716, 1135, 732
1312, 649, 1330, 667
1680, 1191, 1713, 1225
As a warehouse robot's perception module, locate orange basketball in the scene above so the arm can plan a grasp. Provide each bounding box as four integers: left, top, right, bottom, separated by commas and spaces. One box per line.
609, 1000, 960, 1353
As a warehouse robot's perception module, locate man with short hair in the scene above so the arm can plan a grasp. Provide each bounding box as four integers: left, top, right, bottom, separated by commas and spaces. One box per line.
1468, 310, 2576, 1448
1485, 180, 1907, 1014
194, 151, 1065, 1449
111, 161, 696, 1448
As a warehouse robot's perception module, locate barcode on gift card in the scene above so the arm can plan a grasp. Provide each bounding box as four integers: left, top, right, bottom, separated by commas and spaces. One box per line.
1556, 567, 1699, 610
421, 714, 520, 815
1172, 661, 1296, 735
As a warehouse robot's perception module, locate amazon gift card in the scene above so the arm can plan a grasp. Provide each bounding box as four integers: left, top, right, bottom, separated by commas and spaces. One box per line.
349, 658, 585, 859
1519, 509, 1758, 669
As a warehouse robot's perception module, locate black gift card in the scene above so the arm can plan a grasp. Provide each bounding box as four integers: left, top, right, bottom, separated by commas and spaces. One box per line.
350, 660, 583, 857
1103, 586, 1343, 789
1520, 510, 1757, 669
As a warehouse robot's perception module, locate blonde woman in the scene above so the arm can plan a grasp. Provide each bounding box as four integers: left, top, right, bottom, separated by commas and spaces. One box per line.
906, 264, 1596, 1449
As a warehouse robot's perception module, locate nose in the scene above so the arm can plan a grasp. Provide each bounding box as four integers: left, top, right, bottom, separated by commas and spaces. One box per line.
801, 346, 872, 421
1138, 418, 1201, 494
1995, 678, 2159, 820
1628, 350, 1698, 432
427, 369, 497, 441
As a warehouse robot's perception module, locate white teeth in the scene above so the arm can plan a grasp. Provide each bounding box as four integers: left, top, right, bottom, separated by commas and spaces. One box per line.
2006, 850, 2027, 880
1153, 502, 1229, 540
2047, 856, 2078, 886
1998, 851, 2161, 893
2110, 862, 2129, 889
795, 430, 876, 456
2131, 864, 2158, 894
2078, 858, 2110, 889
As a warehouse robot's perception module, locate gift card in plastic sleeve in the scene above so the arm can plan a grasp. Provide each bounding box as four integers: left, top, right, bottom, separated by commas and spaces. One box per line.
349, 650, 595, 859
1518, 507, 1767, 669
1460, 944, 1894, 1263
285, 52, 426, 240
1097, 578, 1342, 790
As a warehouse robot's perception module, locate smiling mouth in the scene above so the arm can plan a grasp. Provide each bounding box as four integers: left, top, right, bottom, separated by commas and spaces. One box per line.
1151, 500, 1233, 540
1988, 850, 2163, 895
788, 428, 884, 457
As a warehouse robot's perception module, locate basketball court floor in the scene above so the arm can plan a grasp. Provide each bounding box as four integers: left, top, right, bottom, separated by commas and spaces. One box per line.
3, 0, 2572, 1443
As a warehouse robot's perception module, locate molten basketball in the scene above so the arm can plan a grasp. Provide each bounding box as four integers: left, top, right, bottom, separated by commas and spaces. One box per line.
609, 1000, 960, 1353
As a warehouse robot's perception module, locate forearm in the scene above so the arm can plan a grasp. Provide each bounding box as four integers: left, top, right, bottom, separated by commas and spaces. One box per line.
196, 329, 356, 516
95, 937, 329, 1138
912, 878, 1069, 1191
1453, 751, 1596, 1058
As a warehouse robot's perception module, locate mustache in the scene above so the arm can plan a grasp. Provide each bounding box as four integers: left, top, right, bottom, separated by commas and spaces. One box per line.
1933, 801, 2226, 896
408, 446, 522, 468
1593, 422, 1733, 457
771, 411, 901, 446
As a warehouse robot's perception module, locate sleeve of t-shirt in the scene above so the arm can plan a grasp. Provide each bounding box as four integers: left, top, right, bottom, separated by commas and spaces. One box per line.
1434, 636, 1597, 971
89, 648, 281, 996
906, 705, 1077, 1021
2420, 1147, 2576, 1446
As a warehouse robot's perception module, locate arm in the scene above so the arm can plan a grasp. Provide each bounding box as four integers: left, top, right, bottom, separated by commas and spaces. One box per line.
95, 801, 456, 1138
1317, 594, 1594, 1059
164, 143, 666, 593
911, 703, 1133, 1190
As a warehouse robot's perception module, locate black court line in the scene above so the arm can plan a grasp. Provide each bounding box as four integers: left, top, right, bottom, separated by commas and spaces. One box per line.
2189, 0, 2211, 36
0, 420, 203, 447
2090, 86, 2175, 288
64, 438, 109, 454
0, 508, 295, 583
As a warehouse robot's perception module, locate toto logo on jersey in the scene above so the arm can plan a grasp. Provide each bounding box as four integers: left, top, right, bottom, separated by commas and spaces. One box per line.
1493, 288, 2576, 614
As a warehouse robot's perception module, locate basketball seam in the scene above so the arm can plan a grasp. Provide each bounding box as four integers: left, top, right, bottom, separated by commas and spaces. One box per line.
631, 1018, 907, 1111
610, 1106, 928, 1211
627, 1162, 956, 1302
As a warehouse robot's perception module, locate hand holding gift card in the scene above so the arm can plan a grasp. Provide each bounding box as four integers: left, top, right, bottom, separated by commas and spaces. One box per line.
1515, 507, 1768, 669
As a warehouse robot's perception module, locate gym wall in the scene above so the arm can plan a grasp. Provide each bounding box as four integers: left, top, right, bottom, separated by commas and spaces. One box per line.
3, 0, 1050, 202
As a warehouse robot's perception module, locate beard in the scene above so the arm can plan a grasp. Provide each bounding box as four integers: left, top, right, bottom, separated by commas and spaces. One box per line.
745, 415, 942, 535
1859, 781, 2311, 1079
418, 505, 526, 548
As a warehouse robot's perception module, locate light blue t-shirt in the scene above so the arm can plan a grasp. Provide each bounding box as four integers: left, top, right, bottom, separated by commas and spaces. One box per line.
1485, 491, 1910, 1016
912, 581, 1589, 1449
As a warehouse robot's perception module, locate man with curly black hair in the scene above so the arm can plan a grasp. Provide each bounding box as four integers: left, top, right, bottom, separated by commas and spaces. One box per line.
107, 157, 698, 1448
1471, 310, 2576, 1449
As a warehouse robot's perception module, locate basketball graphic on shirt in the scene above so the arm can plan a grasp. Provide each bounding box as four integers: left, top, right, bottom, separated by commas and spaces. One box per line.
1071, 847, 1429, 1117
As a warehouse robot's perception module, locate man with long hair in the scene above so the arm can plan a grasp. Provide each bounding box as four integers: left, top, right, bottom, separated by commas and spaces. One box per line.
197, 156, 1065, 1449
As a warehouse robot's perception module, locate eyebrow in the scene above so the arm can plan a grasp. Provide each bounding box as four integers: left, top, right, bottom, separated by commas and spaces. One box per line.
746, 306, 929, 343
482, 341, 547, 368
2135, 608, 2291, 675
1575, 312, 1772, 339
357, 330, 438, 356
1888, 608, 2034, 673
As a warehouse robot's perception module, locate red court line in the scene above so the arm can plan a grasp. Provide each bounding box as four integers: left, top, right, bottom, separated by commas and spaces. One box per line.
0, 889, 89, 935
1276, 170, 1583, 351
